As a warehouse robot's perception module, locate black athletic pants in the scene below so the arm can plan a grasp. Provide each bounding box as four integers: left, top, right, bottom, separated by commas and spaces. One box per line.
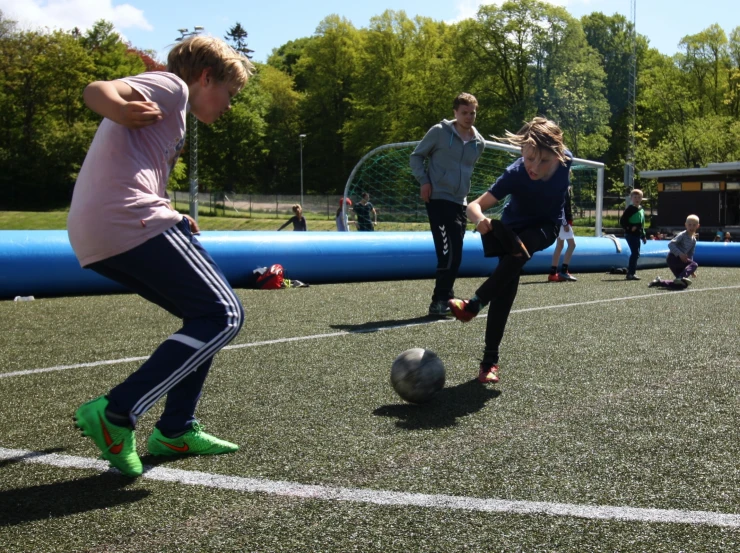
426, 199, 468, 302
476, 222, 559, 365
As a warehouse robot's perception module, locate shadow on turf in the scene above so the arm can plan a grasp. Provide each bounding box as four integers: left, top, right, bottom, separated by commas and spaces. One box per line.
330, 315, 442, 333
373, 379, 500, 430
0, 471, 150, 526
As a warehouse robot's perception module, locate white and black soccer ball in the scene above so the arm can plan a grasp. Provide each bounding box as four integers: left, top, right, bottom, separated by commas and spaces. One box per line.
390, 348, 445, 404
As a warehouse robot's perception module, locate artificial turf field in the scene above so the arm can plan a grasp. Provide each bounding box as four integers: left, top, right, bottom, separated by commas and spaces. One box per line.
1, 267, 738, 553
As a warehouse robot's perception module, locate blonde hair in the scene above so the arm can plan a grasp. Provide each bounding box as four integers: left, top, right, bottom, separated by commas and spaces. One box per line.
292, 204, 302, 214
494, 117, 568, 165
630, 188, 643, 198
167, 35, 254, 90
686, 214, 700, 224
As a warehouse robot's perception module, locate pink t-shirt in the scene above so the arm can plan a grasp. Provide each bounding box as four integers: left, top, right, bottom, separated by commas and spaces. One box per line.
67, 72, 187, 267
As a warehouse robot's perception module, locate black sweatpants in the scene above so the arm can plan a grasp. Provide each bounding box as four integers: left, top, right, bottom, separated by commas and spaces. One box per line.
476, 222, 558, 365
426, 199, 467, 302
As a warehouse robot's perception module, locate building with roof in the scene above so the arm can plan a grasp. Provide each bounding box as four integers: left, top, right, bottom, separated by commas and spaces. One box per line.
639, 162, 740, 231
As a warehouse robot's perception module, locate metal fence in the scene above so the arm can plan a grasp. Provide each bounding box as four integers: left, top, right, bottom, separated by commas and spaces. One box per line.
169, 191, 345, 219
168, 190, 658, 230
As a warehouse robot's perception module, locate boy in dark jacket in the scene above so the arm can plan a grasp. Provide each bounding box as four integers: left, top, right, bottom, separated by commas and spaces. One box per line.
619, 189, 647, 280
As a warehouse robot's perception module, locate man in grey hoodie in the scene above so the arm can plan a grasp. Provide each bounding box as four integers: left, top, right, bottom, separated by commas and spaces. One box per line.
410, 93, 485, 316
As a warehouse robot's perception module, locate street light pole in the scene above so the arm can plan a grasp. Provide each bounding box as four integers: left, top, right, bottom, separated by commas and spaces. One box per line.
299, 134, 306, 206
176, 26, 204, 222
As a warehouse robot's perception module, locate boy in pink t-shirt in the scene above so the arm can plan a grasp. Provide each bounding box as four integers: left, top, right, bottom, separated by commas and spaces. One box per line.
69, 36, 254, 477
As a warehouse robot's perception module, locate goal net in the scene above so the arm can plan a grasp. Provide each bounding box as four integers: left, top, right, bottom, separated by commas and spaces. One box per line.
343, 140, 604, 231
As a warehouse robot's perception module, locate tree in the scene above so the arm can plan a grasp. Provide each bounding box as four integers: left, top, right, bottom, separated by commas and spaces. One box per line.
458, 0, 541, 129
253, 64, 303, 192
79, 20, 145, 81
196, 77, 269, 192
344, 10, 419, 155
581, 12, 649, 186
0, 27, 97, 207
547, 54, 611, 158
293, 15, 361, 193
677, 24, 730, 117
225, 22, 254, 59
127, 46, 165, 72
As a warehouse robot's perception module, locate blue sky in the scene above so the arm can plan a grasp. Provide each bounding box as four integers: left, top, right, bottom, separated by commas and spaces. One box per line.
1, 0, 737, 63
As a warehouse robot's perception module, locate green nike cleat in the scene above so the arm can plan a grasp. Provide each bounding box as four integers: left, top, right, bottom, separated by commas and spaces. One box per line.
147, 423, 239, 457
74, 396, 142, 477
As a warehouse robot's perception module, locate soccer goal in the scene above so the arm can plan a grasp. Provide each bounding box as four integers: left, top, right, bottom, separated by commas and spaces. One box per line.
342, 140, 605, 236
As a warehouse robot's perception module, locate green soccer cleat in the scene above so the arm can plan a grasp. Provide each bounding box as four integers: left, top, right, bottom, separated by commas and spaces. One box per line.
147, 423, 239, 457
74, 396, 142, 477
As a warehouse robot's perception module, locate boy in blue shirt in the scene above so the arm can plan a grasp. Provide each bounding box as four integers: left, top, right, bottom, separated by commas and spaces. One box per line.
448, 117, 572, 384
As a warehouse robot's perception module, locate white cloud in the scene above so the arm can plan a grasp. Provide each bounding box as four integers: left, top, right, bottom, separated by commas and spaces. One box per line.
0, 0, 152, 34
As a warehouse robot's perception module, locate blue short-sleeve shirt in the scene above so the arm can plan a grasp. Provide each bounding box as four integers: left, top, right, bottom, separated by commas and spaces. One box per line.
488, 150, 573, 229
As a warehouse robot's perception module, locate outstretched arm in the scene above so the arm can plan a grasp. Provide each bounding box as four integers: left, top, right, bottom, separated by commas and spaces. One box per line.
83, 80, 163, 129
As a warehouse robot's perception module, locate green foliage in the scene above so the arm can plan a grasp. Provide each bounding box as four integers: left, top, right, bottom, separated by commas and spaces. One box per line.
0, 27, 98, 207
294, 15, 361, 193
167, 157, 187, 190
1, 8, 739, 208
79, 21, 145, 81
197, 77, 269, 192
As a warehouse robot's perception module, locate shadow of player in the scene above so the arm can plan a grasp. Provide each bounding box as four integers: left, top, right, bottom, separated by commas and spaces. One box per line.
373, 379, 500, 430
331, 315, 445, 333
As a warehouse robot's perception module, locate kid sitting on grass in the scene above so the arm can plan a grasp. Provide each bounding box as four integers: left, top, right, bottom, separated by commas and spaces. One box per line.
448, 117, 572, 384
68, 36, 254, 477
649, 214, 700, 290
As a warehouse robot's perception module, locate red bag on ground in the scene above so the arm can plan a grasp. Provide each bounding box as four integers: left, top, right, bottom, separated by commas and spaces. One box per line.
254, 264, 284, 290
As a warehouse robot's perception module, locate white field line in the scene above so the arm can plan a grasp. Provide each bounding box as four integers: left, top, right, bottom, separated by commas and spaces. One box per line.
1, 446, 738, 528
3, 285, 739, 380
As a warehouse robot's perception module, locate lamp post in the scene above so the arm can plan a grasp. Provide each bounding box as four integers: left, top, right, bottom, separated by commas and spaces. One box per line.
299, 134, 307, 206
176, 26, 204, 221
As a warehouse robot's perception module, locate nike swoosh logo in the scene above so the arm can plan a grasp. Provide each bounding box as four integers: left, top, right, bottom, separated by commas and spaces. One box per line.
157, 439, 190, 453
99, 414, 124, 455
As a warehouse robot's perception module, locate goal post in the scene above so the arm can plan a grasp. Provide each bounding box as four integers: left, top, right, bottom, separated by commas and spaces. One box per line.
343, 140, 605, 236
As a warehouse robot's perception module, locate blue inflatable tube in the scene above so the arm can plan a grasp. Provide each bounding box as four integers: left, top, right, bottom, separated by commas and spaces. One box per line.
1, 230, 738, 298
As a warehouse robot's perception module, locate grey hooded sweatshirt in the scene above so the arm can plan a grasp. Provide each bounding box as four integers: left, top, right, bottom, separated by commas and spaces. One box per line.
409, 119, 485, 205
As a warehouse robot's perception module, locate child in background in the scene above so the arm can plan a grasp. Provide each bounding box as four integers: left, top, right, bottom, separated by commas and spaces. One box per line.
68, 36, 254, 477
548, 180, 577, 282
448, 117, 572, 384
353, 192, 377, 231
619, 189, 647, 280
649, 214, 700, 289
278, 204, 307, 231
336, 198, 353, 231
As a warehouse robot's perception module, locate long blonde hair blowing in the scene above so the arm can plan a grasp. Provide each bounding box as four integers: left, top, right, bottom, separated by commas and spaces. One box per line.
493, 117, 568, 165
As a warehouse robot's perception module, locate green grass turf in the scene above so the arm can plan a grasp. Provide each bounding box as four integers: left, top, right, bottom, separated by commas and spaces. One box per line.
0, 268, 738, 552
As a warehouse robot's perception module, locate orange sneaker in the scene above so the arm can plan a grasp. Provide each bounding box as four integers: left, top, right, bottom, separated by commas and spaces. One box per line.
477, 363, 499, 384
448, 299, 477, 322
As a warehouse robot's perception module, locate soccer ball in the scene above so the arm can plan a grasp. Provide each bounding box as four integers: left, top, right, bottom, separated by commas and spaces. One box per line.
390, 348, 445, 404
